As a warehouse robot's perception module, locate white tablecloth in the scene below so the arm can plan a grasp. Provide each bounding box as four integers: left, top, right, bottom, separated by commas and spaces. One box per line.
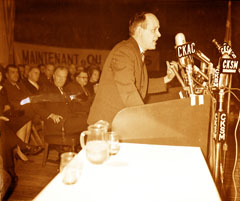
33, 143, 221, 201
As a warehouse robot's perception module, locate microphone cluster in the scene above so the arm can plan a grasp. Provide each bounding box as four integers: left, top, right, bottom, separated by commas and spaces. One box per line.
173, 33, 214, 97
172, 33, 239, 142
172, 33, 239, 98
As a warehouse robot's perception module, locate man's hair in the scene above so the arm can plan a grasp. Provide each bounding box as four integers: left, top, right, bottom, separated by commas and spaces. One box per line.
76, 69, 88, 78
6, 64, 18, 73
54, 66, 68, 74
87, 65, 100, 78
129, 11, 149, 36
28, 66, 40, 73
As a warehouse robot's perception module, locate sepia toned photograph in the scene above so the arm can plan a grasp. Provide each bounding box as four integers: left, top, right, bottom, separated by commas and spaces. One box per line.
0, 0, 240, 201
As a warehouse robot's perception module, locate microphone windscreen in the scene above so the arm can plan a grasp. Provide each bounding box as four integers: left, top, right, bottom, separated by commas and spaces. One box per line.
175, 33, 186, 46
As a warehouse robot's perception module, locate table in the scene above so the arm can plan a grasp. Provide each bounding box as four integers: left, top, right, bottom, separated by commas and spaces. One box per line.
33, 143, 221, 201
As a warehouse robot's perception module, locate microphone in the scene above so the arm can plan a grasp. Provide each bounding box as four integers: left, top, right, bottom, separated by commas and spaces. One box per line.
175, 33, 194, 68
175, 33, 195, 95
193, 65, 209, 81
212, 39, 232, 90
211, 39, 232, 114
212, 39, 237, 59
166, 61, 186, 88
193, 49, 211, 65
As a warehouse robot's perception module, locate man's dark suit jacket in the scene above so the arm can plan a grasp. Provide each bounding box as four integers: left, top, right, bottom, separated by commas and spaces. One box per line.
22, 79, 41, 95
64, 81, 93, 114
87, 37, 167, 125
33, 83, 87, 135
3, 80, 33, 131
38, 74, 53, 93
3, 80, 31, 111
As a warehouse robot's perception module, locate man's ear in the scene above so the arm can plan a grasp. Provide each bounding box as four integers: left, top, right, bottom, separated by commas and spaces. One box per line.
135, 25, 142, 36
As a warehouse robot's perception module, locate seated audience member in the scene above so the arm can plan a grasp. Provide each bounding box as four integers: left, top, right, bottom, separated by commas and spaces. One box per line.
86, 65, 101, 96
38, 64, 55, 92
23, 65, 30, 81
66, 64, 76, 84
65, 69, 93, 114
3, 64, 39, 160
22, 66, 41, 95
38, 64, 45, 75
0, 66, 41, 163
33, 66, 88, 136
17, 64, 25, 82
22, 65, 43, 132
3, 64, 33, 134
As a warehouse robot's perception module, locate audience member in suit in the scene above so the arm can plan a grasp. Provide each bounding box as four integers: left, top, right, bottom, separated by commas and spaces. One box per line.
33, 66, 88, 136
87, 12, 177, 125
3, 64, 34, 134
22, 65, 44, 132
3, 65, 40, 161
65, 69, 93, 115
22, 66, 41, 95
17, 64, 30, 84
86, 65, 101, 96
23, 65, 30, 81
38, 64, 55, 92
38, 64, 45, 75
17, 64, 25, 82
66, 64, 77, 85
0, 65, 42, 164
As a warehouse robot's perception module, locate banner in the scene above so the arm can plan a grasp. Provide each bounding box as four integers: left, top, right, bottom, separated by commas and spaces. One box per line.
14, 42, 160, 71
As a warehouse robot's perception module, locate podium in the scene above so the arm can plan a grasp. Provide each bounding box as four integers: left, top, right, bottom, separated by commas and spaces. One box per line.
112, 95, 212, 158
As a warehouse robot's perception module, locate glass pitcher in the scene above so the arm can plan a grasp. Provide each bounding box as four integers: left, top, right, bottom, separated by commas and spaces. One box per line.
80, 124, 109, 164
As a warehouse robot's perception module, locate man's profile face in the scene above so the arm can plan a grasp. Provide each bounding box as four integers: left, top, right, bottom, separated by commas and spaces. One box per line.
139, 14, 161, 51
53, 68, 68, 88
7, 67, 19, 84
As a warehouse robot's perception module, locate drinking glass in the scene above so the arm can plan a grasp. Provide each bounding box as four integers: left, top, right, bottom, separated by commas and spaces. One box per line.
60, 152, 77, 185
108, 131, 120, 155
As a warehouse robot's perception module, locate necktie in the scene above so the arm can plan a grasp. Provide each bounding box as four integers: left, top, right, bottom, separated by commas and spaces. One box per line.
14, 83, 20, 90
58, 87, 64, 95
141, 53, 145, 62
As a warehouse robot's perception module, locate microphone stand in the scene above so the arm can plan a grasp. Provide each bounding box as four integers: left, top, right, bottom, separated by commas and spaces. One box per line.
211, 39, 236, 197
212, 72, 230, 196
213, 88, 225, 182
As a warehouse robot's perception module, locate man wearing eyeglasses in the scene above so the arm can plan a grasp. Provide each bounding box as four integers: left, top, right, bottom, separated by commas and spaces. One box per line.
65, 69, 93, 114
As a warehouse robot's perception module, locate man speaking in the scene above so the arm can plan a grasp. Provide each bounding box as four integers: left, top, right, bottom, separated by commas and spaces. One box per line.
87, 12, 177, 126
